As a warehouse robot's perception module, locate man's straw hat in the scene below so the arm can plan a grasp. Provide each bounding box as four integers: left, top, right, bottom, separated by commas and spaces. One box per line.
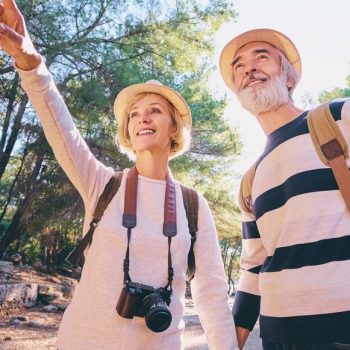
219, 28, 301, 91
114, 80, 192, 128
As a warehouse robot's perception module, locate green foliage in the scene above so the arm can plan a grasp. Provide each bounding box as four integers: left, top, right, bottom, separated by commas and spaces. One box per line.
318, 75, 350, 102
20, 235, 42, 264
0, 0, 241, 274
0, 220, 10, 237
319, 87, 350, 103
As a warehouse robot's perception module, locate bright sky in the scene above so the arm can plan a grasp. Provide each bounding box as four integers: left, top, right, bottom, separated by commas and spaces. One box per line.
212, 0, 350, 174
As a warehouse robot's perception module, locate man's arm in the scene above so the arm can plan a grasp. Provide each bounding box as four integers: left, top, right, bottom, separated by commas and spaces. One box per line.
236, 326, 251, 349
233, 205, 266, 348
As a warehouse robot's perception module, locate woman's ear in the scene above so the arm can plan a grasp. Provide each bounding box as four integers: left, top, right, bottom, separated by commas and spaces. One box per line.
169, 122, 177, 137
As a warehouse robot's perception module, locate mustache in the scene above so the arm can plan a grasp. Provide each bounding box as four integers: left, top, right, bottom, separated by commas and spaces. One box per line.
242, 72, 270, 89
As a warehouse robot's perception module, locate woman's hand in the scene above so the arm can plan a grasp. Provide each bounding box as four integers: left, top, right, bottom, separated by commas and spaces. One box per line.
0, 0, 41, 70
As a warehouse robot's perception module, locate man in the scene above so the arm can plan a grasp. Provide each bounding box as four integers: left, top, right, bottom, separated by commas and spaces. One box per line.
219, 28, 350, 350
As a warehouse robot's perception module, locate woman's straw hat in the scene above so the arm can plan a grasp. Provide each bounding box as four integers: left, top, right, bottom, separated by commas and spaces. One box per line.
114, 80, 192, 128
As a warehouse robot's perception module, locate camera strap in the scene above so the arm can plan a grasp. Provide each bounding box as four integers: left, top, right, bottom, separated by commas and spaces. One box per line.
122, 165, 176, 292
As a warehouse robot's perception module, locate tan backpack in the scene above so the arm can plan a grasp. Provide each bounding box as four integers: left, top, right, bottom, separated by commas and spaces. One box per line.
239, 102, 350, 214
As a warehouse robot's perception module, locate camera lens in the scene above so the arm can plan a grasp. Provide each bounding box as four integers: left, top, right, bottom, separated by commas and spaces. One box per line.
142, 292, 172, 333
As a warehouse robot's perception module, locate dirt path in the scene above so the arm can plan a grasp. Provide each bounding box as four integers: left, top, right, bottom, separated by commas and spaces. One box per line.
183, 298, 262, 350
0, 267, 262, 349
0, 300, 262, 350
0, 310, 59, 350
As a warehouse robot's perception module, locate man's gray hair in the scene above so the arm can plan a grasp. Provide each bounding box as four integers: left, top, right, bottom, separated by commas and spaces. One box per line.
280, 52, 300, 99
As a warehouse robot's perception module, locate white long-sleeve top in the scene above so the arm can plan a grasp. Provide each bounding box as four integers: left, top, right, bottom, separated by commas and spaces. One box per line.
17, 61, 238, 350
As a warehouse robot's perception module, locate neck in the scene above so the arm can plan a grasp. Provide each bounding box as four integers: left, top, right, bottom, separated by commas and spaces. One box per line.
255, 100, 304, 135
135, 151, 169, 180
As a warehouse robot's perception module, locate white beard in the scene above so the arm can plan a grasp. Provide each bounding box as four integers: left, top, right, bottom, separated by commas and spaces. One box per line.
237, 73, 290, 115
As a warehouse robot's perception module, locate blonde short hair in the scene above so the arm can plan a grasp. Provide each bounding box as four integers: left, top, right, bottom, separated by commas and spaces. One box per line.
116, 93, 191, 160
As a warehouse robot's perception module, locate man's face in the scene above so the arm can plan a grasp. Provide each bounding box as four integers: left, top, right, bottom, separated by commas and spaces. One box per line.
230, 41, 291, 115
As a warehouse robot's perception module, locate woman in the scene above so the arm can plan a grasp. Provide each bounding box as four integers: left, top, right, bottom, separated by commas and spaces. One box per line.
0, 1, 238, 349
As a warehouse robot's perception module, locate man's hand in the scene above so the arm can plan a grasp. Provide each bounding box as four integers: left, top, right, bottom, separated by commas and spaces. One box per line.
0, 0, 41, 70
236, 326, 251, 349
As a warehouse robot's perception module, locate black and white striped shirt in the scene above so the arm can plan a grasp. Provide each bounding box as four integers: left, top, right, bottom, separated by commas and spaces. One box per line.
233, 100, 350, 344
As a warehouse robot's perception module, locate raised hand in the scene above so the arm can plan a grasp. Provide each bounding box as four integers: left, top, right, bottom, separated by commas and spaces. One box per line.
0, 0, 41, 70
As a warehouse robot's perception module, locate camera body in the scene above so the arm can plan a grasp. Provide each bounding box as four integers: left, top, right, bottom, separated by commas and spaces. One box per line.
116, 281, 172, 332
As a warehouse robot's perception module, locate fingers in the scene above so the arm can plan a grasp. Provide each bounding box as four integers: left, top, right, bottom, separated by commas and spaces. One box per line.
0, 22, 24, 50
3, 0, 18, 10
0, 22, 22, 41
0, 22, 7, 33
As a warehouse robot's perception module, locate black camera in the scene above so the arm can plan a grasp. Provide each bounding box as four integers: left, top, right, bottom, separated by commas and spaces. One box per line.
116, 281, 172, 333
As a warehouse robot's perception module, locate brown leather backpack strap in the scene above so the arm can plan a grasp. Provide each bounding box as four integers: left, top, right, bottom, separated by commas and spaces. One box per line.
181, 185, 199, 282
307, 102, 348, 165
321, 140, 350, 210
238, 162, 257, 214
66, 171, 124, 265
93, 172, 124, 219
307, 102, 350, 211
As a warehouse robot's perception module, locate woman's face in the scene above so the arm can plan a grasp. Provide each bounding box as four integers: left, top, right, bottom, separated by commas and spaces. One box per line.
127, 93, 176, 157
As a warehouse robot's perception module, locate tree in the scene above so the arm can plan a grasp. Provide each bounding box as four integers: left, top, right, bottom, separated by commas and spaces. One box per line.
0, 0, 241, 266
318, 74, 350, 103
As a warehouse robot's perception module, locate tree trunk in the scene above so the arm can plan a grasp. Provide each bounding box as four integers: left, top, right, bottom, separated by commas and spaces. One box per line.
0, 94, 28, 181
0, 150, 44, 258
0, 137, 30, 223
0, 74, 19, 152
